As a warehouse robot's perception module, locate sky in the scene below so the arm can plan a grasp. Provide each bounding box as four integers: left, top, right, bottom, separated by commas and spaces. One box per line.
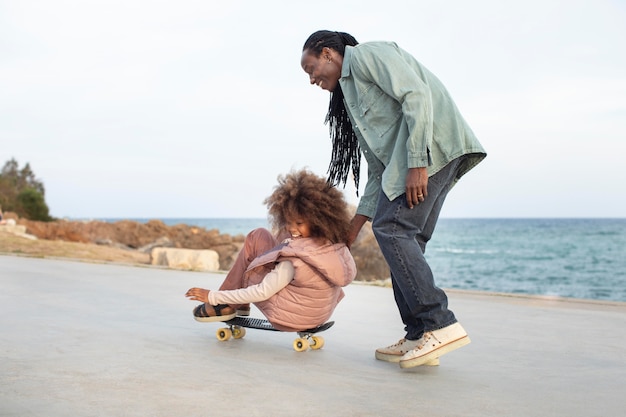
1, 0, 625, 219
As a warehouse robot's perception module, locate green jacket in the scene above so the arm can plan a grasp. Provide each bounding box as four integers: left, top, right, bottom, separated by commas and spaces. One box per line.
339, 42, 487, 218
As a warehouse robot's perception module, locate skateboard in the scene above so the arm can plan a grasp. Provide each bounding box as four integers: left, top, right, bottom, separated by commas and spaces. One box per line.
215, 317, 334, 352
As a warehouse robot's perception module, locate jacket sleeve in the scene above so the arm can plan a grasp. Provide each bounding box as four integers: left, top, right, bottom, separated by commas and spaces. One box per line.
209, 261, 295, 304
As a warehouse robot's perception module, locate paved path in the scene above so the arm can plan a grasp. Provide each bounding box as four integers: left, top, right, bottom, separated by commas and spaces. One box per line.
1, 255, 625, 417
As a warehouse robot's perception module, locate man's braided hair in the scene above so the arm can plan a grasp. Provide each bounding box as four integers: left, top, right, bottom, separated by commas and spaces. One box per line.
302, 30, 361, 194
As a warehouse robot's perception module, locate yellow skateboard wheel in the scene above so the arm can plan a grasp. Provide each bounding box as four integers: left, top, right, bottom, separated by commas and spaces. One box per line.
293, 338, 309, 352
216, 328, 232, 341
309, 336, 325, 350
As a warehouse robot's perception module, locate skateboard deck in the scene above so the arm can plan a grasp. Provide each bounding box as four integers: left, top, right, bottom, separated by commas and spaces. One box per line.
215, 317, 334, 351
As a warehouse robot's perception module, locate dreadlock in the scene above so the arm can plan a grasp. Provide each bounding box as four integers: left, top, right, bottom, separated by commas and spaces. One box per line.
302, 30, 361, 194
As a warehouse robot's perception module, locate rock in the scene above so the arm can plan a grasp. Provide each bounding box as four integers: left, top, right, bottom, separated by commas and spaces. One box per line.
138, 236, 174, 253
95, 237, 137, 251
0, 223, 38, 240
16, 232, 38, 240
94, 238, 113, 246
0, 223, 26, 234
151, 247, 220, 272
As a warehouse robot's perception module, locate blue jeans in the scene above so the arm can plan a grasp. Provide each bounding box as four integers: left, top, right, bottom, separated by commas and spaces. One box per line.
372, 157, 464, 340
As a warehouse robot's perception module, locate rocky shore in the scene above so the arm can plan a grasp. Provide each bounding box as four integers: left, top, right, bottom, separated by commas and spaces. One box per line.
1, 213, 389, 282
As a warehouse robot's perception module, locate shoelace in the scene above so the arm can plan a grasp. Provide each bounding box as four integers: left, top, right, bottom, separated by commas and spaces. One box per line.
416, 331, 441, 350
384, 338, 408, 349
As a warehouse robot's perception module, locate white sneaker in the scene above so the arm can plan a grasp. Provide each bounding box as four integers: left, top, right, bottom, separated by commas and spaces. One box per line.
375, 338, 421, 362
376, 338, 441, 365
399, 322, 470, 369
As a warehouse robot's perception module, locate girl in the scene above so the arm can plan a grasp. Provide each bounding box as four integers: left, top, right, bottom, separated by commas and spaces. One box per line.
185, 169, 356, 332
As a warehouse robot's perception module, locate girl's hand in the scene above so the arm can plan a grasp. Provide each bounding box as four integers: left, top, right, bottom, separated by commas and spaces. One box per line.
185, 287, 210, 303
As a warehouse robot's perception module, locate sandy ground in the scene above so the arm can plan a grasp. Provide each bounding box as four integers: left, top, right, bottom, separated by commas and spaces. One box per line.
0, 231, 150, 265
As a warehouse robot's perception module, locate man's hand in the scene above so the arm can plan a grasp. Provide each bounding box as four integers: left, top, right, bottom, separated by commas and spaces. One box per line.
405, 167, 428, 208
347, 214, 369, 249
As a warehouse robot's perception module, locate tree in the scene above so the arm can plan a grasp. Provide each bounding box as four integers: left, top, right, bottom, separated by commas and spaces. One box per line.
0, 158, 53, 221
17, 188, 52, 221
1, 158, 45, 195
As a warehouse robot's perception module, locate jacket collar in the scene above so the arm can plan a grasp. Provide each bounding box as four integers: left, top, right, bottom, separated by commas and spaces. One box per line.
341, 45, 354, 79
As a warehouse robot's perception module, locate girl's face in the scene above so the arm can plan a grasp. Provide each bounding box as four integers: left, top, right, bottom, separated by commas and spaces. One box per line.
286, 217, 312, 239
300, 47, 342, 92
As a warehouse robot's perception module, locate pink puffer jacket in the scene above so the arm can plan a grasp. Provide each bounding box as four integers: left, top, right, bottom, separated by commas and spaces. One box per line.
244, 237, 356, 331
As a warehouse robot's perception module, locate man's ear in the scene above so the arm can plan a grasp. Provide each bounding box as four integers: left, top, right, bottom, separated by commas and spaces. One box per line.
322, 47, 333, 61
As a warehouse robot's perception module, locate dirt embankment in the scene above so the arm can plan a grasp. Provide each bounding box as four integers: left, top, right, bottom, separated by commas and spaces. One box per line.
2, 213, 389, 281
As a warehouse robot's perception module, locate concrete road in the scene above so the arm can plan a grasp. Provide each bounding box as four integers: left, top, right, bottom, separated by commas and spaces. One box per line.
1, 255, 625, 417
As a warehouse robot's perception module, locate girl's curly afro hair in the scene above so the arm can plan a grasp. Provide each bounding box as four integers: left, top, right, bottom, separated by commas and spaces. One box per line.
264, 169, 352, 244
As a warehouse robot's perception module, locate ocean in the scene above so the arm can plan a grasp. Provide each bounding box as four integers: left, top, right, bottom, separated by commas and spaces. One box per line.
101, 217, 626, 303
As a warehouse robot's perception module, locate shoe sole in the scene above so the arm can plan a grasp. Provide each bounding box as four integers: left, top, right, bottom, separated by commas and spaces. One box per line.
399, 335, 470, 369
193, 313, 237, 323
375, 351, 405, 363
375, 351, 440, 366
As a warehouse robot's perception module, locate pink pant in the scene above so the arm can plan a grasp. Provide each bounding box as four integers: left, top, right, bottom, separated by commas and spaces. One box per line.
218, 228, 279, 307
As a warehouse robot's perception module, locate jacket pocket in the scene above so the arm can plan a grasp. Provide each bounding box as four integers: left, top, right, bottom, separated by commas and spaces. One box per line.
358, 84, 402, 137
